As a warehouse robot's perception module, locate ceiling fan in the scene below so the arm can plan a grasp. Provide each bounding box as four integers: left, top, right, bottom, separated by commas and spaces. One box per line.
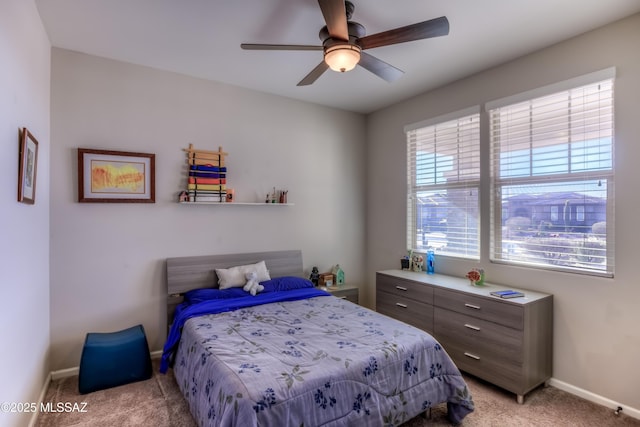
241, 0, 449, 86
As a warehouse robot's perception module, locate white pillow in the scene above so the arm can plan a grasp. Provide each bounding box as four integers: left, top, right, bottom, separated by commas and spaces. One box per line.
216, 260, 271, 289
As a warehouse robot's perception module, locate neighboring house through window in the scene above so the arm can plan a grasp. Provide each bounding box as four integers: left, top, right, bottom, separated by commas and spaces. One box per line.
488, 68, 615, 276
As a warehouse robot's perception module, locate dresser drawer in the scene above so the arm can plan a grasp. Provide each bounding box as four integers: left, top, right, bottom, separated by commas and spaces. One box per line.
436, 339, 524, 394
377, 273, 434, 303
376, 290, 433, 332
328, 287, 359, 304
434, 307, 523, 365
434, 288, 523, 329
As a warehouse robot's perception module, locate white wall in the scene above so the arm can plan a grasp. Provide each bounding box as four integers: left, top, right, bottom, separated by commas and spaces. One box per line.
366, 13, 640, 410
49, 49, 366, 370
0, 1, 51, 426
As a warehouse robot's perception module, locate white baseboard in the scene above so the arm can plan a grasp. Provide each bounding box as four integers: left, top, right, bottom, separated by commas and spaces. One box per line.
27, 371, 51, 427
51, 366, 78, 380
49, 349, 163, 380
549, 378, 640, 420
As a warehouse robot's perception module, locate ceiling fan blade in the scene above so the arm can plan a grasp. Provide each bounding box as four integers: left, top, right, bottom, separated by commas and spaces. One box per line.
358, 52, 404, 82
241, 43, 323, 51
297, 61, 330, 86
318, 0, 349, 41
359, 16, 449, 50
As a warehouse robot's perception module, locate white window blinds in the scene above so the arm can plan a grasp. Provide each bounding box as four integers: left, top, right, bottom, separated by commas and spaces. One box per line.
489, 71, 614, 276
406, 107, 480, 258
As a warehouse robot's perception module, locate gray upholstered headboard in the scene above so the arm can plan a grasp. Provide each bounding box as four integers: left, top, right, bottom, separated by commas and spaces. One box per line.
166, 249, 303, 331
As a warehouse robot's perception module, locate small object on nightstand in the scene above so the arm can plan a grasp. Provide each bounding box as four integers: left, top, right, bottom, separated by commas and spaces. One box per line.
319, 273, 334, 288
332, 264, 345, 286
309, 266, 320, 287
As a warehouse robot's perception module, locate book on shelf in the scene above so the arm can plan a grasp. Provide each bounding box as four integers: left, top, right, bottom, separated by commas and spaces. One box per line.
490, 290, 525, 299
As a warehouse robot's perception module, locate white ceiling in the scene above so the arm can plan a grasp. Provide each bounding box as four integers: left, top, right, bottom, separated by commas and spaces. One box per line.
35, 0, 640, 114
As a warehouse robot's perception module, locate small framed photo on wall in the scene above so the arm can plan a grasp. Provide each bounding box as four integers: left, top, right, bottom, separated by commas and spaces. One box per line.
17, 128, 39, 205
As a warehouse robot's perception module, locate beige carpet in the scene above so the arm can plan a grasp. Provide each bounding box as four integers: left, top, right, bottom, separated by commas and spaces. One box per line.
37, 360, 640, 426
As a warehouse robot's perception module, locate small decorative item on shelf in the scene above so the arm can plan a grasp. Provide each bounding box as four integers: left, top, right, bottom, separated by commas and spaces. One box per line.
265, 188, 289, 203
226, 189, 234, 202
412, 255, 424, 272
426, 250, 435, 274
402, 250, 412, 270
178, 190, 189, 202
466, 268, 485, 286
309, 266, 320, 287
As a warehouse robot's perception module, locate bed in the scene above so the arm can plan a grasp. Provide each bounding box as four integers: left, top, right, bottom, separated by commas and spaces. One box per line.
161, 250, 474, 426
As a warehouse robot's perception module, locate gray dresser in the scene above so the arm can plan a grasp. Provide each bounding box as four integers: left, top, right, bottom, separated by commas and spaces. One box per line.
376, 270, 553, 403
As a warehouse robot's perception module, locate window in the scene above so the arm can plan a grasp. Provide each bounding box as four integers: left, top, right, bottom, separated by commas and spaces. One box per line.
488, 69, 614, 276
405, 107, 480, 258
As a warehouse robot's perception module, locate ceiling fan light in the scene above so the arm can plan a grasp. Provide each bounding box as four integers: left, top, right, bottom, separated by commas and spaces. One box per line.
324, 44, 361, 73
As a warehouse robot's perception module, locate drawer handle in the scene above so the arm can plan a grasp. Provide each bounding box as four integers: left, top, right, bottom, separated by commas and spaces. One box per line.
464, 352, 481, 360
395, 286, 408, 291
464, 303, 481, 310
396, 303, 408, 308
464, 324, 481, 331
338, 296, 347, 299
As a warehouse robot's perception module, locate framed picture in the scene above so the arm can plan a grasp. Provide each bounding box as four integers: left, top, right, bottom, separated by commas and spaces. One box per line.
78, 148, 155, 203
18, 128, 39, 204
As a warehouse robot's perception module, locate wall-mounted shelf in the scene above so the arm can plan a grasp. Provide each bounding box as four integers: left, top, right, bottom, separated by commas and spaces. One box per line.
179, 202, 293, 206
181, 144, 290, 205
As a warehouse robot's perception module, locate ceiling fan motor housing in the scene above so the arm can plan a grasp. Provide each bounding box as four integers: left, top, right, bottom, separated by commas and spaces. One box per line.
319, 21, 366, 47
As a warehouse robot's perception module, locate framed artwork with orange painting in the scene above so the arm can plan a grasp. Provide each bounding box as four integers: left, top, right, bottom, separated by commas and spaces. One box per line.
77, 148, 155, 203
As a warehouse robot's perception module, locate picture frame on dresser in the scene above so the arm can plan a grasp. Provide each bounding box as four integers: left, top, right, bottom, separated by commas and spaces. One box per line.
77, 148, 155, 203
17, 127, 39, 205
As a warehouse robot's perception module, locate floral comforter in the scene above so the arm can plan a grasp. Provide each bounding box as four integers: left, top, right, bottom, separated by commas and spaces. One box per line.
172, 292, 473, 426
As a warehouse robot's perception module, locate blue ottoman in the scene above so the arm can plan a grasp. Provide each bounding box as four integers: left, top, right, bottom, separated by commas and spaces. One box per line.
78, 324, 152, 394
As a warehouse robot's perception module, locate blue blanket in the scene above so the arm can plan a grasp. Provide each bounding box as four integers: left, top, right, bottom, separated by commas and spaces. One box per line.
160, 287, 330, 372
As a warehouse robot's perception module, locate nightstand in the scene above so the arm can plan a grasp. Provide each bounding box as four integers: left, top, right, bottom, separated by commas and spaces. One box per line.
324, 285, 359, 304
